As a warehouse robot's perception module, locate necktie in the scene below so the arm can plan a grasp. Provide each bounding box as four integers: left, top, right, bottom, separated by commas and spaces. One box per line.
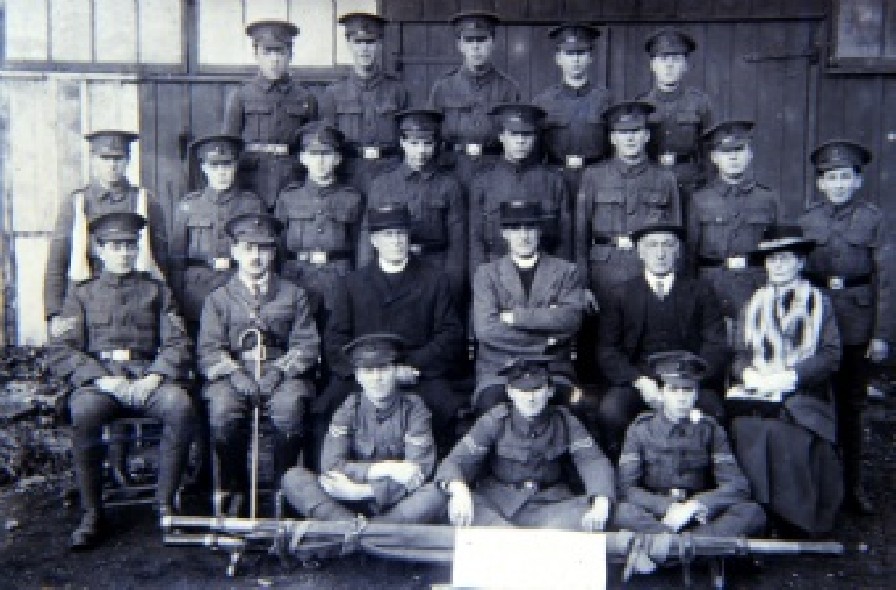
655, 278, 667, 300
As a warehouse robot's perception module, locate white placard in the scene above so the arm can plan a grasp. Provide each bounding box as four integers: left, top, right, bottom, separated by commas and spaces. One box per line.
452, 527, 606, 590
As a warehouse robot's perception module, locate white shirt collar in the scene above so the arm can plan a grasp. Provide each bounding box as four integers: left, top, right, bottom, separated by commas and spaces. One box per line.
644, 270, 674, 295
379, 257, 409, 274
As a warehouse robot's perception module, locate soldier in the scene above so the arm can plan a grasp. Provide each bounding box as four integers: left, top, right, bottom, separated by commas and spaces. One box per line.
319, 12, 409, 193
637, 28, 712, 218
596, 223, 727, 459
616, 351, 765, 575
282, 333, 444, 523
472, 201, 594, 413
469, 103, 572, 274
362, 109, 467, 300
576, 101, 680, 299
688, 120, 781, 324
45, 130, 167, 336
435, 357, 614, 530
429, 11, 521, 187
533, 23, 611, 190
316, 204, 464, 457
798, 141, 893, 514
223, 20, 317, 210
198, 213, 319, 515
46, 212, 195, 549
274, 122, 363, 322
170, 134, 265, 329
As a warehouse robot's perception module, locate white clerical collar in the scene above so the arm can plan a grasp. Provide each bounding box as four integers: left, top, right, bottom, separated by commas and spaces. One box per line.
644, 270, 674, 294
379, 258, 409, 274
511, 253, 540, 269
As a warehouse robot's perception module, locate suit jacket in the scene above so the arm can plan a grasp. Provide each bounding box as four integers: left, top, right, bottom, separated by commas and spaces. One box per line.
473, 255, 592, 380
325, 257, 463, 379
597, 274, 728, 386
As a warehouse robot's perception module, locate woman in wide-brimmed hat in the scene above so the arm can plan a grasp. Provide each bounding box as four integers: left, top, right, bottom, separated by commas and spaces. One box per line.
726, 225, 844, 535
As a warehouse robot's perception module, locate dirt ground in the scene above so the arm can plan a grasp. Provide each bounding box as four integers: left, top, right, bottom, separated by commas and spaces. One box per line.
0, 368, 894, 589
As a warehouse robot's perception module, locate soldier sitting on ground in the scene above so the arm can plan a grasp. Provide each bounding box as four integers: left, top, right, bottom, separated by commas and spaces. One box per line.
47, 212, 195, 549
281, 333, 444, 523
198, 213, 319, 515
435, 356, 614, 531
616, 350, 765, 576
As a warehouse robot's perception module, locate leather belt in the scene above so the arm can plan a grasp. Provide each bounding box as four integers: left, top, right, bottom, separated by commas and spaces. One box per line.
187, 257, 232, 271
510, 480, 541, 492
285, 250, 351, 265
593, 234, 634, 250
698, 255, 755, 271
240, 347, 285, 361
659, 152, 696, 166
344, 145, 398, 160
815, 274, 872, 290
565, 155, 584, 169
409, 242, 447, 255
245, 143, 289, 155
98, 350, 153, 362
445, 142, 500, 157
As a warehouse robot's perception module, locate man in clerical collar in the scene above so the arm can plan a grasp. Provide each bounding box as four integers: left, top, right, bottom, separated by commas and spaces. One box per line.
171, 134, 265, 329
223, 20, 317, 210
316, 203, 464, 461
198, 213, 320, 516
282, 333, 444, 523
472, 200, 594, 414
595, 222, 726, 459
318, 12, 408, 192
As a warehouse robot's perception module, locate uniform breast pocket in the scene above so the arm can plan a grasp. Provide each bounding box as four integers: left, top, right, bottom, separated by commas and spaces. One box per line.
335, 100, 364, 137
421, 197, 449, 242
698, 211, 730, 257
186, 221, 214, 258
845, 219, 877, 247
494, 440, 530, 462
284, 206, 317, 250
640, 189, 670, 222
86, 309, 113, 331
244, 101, 273, 135
128, 310, 158, 330
802, 223, 831, 245
592, 189, 625, 233
850, 284, 874, 307
440, 99, 473, 132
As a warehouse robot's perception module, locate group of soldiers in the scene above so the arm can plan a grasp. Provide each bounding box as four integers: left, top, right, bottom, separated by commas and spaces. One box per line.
40, 10, 892, 576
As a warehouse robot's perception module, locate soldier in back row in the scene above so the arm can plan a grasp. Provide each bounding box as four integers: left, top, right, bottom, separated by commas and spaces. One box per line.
224, 21, 317, 210
319, 13, 409, 193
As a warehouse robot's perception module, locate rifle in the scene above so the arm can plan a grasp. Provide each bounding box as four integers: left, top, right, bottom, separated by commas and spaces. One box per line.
162, 516, 845, 586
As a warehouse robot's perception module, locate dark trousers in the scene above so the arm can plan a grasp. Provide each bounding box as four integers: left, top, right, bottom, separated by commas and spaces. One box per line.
69, 384, 195, 513
834, 344, 870, 491
615, 501, 766, 537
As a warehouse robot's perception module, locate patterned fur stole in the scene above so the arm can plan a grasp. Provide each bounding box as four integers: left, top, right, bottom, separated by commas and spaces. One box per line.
743, 279, 823, 372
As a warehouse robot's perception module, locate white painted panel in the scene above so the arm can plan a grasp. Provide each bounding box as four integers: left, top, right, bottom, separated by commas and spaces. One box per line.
245, 0, 289, 23
5, 0, 50, 61
50, 0, 93, 62
139, 0, 184, 64
8, 81, 60, 233
290, 0, 334, 67
86, 81, 141, 184
335, 0, 377, 65
199, 0, 253, 66
15, 237, 50, 346
94, 0, 138, 62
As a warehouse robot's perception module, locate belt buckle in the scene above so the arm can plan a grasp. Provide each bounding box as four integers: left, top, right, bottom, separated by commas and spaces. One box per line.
616, 235, 633, 250
271, 144, 288, 155
659, 152, 676, 166
363, 146, 380, 160
522, 481, 537, 491
465, 143, 482, 157
213, 258, 231, 271
726, 256, 746, 270
829, 276, 845, 290
669, 488, 687, 501
409, 243, 423, 255
111, 350, 131, 362
309, 251, 328, 265
565, 155, 583, 169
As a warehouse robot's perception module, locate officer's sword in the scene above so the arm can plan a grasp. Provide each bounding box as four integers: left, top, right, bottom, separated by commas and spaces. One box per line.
239, 328, 265, 521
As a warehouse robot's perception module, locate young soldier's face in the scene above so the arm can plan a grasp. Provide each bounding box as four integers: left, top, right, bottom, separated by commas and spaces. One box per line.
300, 150, 341, 183
507, 384, 553, 419
650, 53, 688, 88
638, 232, 681, 276
457, 36, 494, 70
817, 167, 862, 205
502, 225, 541, 259
347, 38, 379, 69
764, 251, 804, 286
201, 161, 238, 191
610, 128, 650, 160
93, 154, 128, 187
355, 364, 399, 404
370, 228, 410, 264
500, 130, 536, 162
662, 384, 698, 422
94, 239, 139, 275
400, 137, 436, 170
711, 145, 753, 180
555, 49, 592, 80
230, 241, 276, 278
254, 45, 292, 80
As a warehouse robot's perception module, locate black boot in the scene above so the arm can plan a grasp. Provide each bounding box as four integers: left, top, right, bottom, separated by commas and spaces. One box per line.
70, 509, 106, 550
71, 454, 106, 550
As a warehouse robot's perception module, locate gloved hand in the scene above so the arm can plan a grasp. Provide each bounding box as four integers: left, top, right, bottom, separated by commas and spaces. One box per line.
257, 367, 283, 394
230, 370, 260, 404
